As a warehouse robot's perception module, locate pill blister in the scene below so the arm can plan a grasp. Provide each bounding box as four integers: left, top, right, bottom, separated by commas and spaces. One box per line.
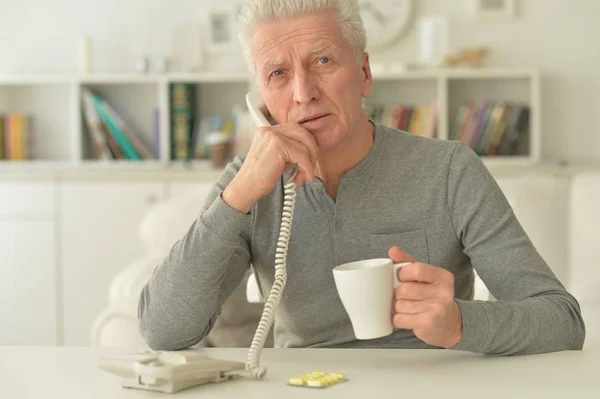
288, 371, 347, 388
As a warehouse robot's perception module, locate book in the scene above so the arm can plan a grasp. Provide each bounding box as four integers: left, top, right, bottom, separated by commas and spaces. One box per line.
88, 91, 141, 160
0, 115, 4, 160
0, 114, 33, 161
364, 101, 438, 138
80, 88, 157, 161
100, 98, 153, 159
170, 83, 196, 161
451, 101, 530, 156
82, 90, 113, 160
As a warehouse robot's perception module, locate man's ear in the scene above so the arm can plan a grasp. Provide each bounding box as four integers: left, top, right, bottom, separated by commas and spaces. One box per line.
361, 52, 373, 98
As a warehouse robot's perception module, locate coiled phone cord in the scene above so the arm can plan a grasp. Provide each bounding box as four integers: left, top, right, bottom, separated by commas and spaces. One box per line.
246, 173, 297, 379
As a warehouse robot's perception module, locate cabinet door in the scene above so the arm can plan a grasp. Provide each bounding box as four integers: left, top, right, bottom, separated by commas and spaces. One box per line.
59, 181, 165, 346
0, 182, 55, 215
0, 219, 57, 345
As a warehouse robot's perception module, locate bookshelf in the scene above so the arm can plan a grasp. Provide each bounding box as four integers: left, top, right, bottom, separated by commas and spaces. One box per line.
0, 68, 541, 171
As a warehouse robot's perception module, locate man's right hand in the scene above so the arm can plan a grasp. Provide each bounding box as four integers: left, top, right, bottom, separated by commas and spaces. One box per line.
222, 123, 319, 214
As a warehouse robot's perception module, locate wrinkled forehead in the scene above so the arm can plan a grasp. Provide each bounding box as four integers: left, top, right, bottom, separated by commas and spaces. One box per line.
249, 12, 351, 70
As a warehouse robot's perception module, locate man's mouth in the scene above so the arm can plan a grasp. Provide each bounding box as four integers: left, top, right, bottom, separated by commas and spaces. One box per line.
299, 114, 330, 124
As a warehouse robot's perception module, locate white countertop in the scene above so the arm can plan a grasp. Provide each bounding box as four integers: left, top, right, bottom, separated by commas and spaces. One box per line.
1, 159, 600, 182
0, 161, 225, 182
2, 346, 599, 398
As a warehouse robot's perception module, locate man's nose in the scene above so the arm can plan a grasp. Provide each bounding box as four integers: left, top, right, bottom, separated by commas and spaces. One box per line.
292, 69, 319, 104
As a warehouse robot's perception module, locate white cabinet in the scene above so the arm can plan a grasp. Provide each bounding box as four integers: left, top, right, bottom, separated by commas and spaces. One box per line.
0, 182, 57, 346
0, 220, 57, 346
59, 181, 165, 346
0, 182, 55, 215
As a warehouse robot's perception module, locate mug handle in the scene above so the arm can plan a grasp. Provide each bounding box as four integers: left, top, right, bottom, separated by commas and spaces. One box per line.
393, 261, 412, 288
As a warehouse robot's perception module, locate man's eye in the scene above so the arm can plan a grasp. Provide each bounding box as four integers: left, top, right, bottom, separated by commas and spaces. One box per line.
319, 57, 330, 64
272, 70, 283, 77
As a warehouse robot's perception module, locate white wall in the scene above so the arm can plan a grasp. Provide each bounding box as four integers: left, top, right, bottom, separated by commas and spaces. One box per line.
1, 0, 599, 162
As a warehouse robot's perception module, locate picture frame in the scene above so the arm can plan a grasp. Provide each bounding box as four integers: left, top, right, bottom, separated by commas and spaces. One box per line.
205, 6, 238, 53
473, 0, 517, 21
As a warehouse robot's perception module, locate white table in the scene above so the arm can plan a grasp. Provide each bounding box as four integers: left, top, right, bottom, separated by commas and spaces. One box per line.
1, 346, 599, 398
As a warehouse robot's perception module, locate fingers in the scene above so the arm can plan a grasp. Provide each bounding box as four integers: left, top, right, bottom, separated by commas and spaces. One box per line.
258, 125, 318, 185
393, 302, 450, 331
399, 262, 452, 284
388, 246, 416, 264
263, 130, 314, 184
274, 124, 319, 168
392, 312, 427, 331
294, 171, 307, 187
280, 136, 316, 184
394, 282, 437, 301
394, 298, 433, 314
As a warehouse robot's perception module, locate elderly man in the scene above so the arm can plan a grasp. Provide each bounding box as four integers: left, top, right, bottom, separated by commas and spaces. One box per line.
139, 0, 585, 355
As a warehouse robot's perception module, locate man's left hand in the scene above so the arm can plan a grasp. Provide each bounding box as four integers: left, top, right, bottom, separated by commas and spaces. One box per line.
389, 247, 463, 348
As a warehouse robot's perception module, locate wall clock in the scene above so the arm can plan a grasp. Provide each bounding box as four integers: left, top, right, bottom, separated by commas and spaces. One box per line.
359, 0, 415, 52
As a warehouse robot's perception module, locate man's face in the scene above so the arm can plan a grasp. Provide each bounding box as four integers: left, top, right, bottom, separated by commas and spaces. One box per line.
251, 11, 373, 152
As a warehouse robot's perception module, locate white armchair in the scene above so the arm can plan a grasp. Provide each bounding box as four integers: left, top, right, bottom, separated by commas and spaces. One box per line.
91, 256, 160, 348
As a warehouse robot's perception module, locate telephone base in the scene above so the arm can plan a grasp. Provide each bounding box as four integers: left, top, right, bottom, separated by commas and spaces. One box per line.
120, 372, 242, 394
98, 349, 247, 393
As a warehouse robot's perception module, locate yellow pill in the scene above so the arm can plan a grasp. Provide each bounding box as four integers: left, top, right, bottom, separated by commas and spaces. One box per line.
307, 379, 325, 387
289, 371, 346, 388
288, 377, 306, 386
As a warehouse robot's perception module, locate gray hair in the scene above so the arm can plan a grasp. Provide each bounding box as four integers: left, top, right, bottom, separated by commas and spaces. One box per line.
237, 0, 367, 75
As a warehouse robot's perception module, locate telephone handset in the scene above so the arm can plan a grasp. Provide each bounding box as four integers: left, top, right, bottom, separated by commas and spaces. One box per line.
97, 92, 299, 393
245, 90, 272, 127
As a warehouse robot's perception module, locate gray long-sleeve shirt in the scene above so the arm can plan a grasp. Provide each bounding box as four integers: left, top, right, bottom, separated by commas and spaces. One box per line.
138, 122, 585, 355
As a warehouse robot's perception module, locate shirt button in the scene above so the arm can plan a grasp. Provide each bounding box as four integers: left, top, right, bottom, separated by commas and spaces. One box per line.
334, 220, 343, 229
318, 188, 324, 195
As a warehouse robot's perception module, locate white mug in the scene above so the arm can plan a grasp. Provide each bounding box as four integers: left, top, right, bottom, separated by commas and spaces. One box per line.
332, 259, 411, 340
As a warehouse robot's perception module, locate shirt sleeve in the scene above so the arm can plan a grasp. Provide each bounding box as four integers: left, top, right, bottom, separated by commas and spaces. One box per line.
138, 157, 253, 350
446, 143, 585, 355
